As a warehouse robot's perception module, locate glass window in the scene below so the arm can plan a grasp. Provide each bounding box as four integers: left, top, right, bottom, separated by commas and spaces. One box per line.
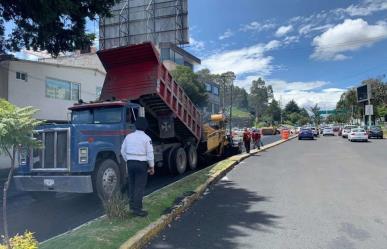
16, 72, 28, 81
94, 108, 122, 124
46, 78, 80, 101
72, 110, 93, 124
174, 52, 184, 65
213, 86, 219, 95
205, 83, 212, 92
161, 48, 171, 60
71, 83, 80, 101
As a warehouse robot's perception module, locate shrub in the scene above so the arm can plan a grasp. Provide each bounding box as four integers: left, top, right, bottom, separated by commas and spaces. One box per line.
103, 194, 130, 220
0, 231, 38, 249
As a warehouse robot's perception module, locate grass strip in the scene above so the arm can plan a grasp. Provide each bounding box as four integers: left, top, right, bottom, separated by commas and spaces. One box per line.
40, 159, 235, 249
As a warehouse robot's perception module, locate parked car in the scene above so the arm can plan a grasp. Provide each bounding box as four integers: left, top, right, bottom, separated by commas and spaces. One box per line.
368, 126, 384, 139
311, 127, 319, 137
342, 125, 357, 138
322, 127, 335, 136
348, 128, 368, 142
298, 128, 314, 140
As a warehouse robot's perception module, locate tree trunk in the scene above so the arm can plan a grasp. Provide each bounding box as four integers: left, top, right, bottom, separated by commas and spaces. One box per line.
2, 146, 15, 249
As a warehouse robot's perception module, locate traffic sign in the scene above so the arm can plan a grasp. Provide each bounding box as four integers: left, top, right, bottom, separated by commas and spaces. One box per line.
365, 105, 373, 115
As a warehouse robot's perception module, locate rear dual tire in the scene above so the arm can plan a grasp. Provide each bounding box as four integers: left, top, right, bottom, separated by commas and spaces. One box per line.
169, 145, 198, 175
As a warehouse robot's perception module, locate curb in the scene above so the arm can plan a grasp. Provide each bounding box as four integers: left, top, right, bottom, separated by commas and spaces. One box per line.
120, 135, 297, 249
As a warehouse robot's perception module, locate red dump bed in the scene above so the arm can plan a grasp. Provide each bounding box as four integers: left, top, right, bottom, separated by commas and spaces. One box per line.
97, 43, 202, 141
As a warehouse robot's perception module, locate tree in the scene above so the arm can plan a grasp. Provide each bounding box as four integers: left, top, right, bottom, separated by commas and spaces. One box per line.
0, 0, 118, 56
265, 99, 281, 124
171, 65, 208, 107
284, 100, 300, 114
232, 86, 249, 110
249, 78, 270, 119
0, 99, 42, 247
310, 104, 322, 125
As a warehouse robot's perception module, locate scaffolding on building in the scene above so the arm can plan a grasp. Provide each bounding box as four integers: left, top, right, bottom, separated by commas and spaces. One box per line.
99, 0, 188, 50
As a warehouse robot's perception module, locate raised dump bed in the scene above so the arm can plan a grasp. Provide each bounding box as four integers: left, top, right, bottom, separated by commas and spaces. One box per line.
98, 42, 202, 142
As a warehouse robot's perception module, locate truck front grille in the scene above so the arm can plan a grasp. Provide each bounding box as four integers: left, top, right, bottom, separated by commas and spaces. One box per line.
31, 128, 70, 171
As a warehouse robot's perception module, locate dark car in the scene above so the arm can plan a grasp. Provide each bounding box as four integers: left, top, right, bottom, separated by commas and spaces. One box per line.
298, 128, 314, 140
368, 126, 384, 139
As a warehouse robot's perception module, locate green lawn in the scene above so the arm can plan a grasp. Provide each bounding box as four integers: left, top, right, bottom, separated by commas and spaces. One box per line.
40, 159, 235, 249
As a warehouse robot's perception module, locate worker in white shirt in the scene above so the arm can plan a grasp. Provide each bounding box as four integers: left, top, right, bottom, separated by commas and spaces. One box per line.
121, 117, 155, 217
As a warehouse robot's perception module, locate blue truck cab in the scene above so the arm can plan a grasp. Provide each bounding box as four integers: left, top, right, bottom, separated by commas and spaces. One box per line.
14, 101, 143, 200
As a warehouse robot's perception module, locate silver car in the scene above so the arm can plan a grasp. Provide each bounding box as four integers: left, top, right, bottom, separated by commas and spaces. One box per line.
342, 125, 357, 138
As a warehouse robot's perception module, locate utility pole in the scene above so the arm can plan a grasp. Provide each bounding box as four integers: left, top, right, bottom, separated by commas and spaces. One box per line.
229, 79, 234, 134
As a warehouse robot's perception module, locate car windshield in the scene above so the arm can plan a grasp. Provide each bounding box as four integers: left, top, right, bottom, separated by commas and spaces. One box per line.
352, 129, 365, 132
370, 126, 381, 131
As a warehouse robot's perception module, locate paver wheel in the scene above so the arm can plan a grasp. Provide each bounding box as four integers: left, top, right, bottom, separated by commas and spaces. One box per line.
94, 159, 121, 201
186, 145, 198, 171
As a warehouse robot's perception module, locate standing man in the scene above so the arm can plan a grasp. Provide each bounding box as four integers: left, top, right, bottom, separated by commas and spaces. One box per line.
121, 117, 155, 217
243, 128, 251, 153
252, 129, 261, 150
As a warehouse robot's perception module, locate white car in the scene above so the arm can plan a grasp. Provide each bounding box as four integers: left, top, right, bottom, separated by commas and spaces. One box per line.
311, 127, 319, 137
322, 127, 334, 136
348, 128, 368, 142
342, 125, 357, 138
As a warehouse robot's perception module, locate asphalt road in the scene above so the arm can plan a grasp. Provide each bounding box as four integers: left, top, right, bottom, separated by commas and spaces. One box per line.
0, 135, 281, 242
146, 136, 387, 249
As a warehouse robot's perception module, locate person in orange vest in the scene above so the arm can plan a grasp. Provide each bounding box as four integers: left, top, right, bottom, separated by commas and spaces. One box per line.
252, 128, 262, 150
243, 128, 251, 153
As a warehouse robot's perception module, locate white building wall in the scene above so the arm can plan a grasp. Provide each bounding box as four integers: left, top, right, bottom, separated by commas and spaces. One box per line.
7, 60, 105, 121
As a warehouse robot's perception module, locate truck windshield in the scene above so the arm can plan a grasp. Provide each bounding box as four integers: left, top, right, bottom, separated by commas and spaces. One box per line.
72, 107, 122, 124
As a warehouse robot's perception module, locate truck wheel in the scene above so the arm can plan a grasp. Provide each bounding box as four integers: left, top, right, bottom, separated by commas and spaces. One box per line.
186, 145, 198, 170
170, 147, 187, 175
94, 159, 121, 201
30, 191, 56, 201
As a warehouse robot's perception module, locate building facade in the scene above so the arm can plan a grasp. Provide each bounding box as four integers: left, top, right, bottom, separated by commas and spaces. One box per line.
0, 59, 105, 122
203, 81, 220, 118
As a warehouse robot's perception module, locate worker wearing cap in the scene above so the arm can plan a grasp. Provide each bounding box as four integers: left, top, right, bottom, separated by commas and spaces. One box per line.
121, 117, 155, 217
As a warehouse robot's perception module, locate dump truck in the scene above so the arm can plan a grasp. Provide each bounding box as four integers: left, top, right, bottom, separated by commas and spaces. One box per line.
14, 42, 239, 200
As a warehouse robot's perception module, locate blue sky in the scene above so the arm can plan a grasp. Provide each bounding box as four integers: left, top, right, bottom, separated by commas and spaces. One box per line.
184, 0, 387, 109
9, 0, 387, 109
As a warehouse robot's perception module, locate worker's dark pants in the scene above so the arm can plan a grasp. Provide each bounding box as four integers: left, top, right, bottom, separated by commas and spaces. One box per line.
244, 141, 251, 153
127, 160, 148, 211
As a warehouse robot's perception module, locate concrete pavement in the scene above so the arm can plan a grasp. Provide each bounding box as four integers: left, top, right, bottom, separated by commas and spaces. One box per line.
146, 136, 387, 249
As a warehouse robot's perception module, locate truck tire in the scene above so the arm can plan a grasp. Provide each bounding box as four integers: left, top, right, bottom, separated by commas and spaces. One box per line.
94, 159, 121, 201
186, 145, 198, 171
170, 147, 187, 175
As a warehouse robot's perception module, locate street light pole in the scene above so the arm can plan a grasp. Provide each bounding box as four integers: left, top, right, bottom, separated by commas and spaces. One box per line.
229, 79, 234, 134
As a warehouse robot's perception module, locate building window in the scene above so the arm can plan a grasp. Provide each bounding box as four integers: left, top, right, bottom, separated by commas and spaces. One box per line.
46, 78, 80, 101
96, 87, 102, 98
16, 72, 28, 82
212, 85, 219, 95
161, 48, 171, 61
205, 83, 212, 93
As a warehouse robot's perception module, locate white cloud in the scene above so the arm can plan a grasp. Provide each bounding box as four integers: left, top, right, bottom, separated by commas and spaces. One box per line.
311, 19, 387, 61
299, 24, 333, 35
234, 77, 344, 109
267, 79, 345, 109
240, 21, 276, 32
219, 29, 234, 40
189, 36, 205, 51
344, 0, 387, 16
200, 40, 280, 75
275, 25, 293, 37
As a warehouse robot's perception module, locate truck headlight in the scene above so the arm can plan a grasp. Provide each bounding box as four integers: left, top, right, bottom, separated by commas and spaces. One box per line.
79, 147, 88, 164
